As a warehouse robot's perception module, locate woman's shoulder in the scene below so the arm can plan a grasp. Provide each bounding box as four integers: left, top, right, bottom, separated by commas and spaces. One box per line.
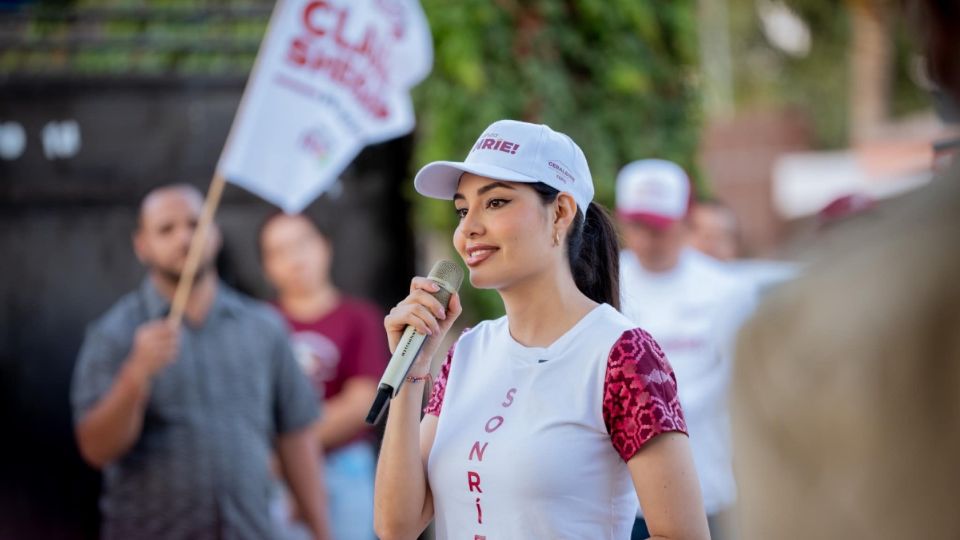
588, 305, 669, 367
588, 304, 641, 339
458, 314, 507, 338
444, 316, 504, 356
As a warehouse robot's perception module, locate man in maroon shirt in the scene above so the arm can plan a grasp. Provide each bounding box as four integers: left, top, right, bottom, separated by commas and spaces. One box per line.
260, 212, 388, 540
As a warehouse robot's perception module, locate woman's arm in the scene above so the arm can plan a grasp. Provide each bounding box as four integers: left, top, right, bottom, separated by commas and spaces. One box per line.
629, 432, 710, 540
373, 382, 439, 540
373, 277, 461, 540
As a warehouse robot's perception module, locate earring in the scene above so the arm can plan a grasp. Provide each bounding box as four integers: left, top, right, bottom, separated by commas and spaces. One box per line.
553, 231, 560, 246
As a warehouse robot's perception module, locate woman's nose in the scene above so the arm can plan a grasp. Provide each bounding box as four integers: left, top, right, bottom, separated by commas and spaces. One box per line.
459, 207, 484, 237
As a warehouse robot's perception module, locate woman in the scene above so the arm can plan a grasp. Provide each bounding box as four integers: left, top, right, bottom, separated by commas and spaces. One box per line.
374, 120, 709, 540
259, 212, 387, 540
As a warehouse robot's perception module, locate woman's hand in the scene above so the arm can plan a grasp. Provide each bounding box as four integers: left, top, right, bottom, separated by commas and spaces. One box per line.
384, 276, 463, 372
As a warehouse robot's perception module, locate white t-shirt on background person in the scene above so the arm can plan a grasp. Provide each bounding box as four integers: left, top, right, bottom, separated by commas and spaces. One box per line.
620, 248, 755, 516
722, 258, 799, 298
424, 304, 687, 540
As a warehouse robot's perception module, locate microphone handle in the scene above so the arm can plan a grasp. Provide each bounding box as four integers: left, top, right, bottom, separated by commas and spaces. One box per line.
364, 327, 428, 425
365, 279, 451, 424
382, 325, 429, 397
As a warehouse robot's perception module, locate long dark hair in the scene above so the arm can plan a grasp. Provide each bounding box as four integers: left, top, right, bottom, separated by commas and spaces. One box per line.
530, 183, 621, 310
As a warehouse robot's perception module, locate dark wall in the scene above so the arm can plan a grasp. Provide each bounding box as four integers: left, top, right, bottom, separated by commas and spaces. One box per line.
0, 77, 415, 538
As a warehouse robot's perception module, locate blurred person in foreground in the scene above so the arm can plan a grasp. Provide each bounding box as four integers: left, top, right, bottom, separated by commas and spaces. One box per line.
732, 0, 960, 538
70, 184, 330, 540
616, 160, 755, 540
375, 120, 708, 540
260, 212, 388, 540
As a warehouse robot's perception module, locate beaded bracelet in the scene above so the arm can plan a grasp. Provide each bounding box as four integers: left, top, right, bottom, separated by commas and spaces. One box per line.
405, 373, 432, 384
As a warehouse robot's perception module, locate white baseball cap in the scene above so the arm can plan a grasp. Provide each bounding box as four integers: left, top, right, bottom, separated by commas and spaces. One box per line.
414, 120, 594, 211
615, 159, 691, 230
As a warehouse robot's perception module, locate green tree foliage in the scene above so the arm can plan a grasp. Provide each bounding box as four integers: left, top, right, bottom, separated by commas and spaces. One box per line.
413, 0, 701, 222
411, 1, 702, 320
1, 1, 267, 77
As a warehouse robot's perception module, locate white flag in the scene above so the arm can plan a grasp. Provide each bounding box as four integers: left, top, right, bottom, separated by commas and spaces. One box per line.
218, 0, 433, 213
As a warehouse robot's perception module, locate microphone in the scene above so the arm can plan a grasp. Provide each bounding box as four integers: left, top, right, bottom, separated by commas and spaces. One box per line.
365, 260, 464, 425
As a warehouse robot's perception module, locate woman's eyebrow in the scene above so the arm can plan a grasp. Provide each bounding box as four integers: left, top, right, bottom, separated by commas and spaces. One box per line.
454, 181, 517, 201
477, 182, 516, 196
454, 181, 518, 201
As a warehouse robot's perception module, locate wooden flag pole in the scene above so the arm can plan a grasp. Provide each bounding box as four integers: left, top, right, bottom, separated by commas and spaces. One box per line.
163, 0, 282, 327
162, 0, 288, 326
167, 172, 228, 326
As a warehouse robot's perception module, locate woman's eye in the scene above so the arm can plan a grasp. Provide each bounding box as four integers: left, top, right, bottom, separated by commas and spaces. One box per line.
487, 198, 508, 209
455, 207, 468, 219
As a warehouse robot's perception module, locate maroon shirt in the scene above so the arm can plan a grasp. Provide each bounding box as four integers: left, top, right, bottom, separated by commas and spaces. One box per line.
278, 297, 389, 449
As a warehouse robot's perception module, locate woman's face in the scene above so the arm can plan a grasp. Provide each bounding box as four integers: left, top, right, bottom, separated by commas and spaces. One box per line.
453, 173, 557, 290
260, 214, 332, 296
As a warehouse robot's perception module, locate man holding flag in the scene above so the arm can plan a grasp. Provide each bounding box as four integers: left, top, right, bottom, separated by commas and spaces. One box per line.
71, 184, 331, 539
71, 0, 433, 534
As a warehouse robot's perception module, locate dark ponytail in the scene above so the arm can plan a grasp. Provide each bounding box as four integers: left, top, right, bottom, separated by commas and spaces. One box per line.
530, 183, 621, 310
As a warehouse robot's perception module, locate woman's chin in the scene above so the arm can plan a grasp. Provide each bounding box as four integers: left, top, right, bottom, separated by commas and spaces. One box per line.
467, 269, 499, 290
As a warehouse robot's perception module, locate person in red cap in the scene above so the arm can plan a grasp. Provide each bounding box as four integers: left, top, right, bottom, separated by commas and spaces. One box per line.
616, 159, 755, 540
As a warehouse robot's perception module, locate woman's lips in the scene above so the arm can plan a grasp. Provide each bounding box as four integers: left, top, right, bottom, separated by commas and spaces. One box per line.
465, 245, 498, 267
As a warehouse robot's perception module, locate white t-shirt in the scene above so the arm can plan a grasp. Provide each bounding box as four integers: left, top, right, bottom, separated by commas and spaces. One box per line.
723, 258, 799, 298
424, 304, 687, 540
620, 248, 755, 515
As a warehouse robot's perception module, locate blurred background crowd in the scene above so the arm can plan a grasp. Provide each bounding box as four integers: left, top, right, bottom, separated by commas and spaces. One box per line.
0, 0, 957, 538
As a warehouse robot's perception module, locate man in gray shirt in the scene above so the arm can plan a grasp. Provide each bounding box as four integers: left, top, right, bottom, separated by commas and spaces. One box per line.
71, 184, 331, 539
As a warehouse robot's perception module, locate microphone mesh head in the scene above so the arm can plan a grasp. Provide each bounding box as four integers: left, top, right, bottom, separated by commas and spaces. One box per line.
428, 260, 464, 293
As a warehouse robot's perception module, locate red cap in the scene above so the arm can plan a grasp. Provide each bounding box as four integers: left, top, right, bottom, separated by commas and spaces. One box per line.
616, 210, 677, 230
817, 193, 876, 227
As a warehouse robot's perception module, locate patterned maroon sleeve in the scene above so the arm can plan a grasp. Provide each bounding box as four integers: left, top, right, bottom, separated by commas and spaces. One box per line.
603, 328, 688, 462
422, 340, 456, 417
